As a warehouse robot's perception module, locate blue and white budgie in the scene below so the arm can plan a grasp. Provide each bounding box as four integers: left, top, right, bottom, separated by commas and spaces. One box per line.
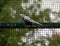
20, 14, 42, 26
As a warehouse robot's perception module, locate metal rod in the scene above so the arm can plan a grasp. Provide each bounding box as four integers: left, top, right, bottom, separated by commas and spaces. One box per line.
0, 22, 59, 28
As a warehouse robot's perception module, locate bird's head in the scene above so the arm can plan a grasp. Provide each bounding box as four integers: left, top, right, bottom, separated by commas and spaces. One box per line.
20, 14, 25, 18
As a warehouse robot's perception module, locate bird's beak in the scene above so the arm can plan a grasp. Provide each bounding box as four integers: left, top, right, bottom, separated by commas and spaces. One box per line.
20, 14, 24, 17
20, 14, 22, 16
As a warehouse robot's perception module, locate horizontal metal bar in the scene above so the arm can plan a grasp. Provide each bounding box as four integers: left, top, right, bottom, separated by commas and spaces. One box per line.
0, 22, 60, 28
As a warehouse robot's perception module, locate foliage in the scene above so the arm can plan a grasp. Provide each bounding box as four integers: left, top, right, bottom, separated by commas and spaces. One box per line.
49, 33, 60, 46
0, 0, 60, 46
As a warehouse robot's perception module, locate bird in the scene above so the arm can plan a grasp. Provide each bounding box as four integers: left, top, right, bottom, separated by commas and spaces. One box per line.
20, 14, 42, 26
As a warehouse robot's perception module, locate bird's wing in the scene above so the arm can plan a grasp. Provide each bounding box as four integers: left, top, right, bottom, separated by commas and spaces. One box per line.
23, 16, 33, 22
24, 16, 42, 25
32, 21, 42, 25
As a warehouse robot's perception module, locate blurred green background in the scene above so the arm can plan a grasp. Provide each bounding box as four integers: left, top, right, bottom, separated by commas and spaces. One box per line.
0, 0, 60, 46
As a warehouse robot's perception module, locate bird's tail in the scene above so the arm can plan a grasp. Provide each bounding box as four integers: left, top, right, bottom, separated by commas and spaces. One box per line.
34, 21, 42, 26
37, 22, 42, 26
